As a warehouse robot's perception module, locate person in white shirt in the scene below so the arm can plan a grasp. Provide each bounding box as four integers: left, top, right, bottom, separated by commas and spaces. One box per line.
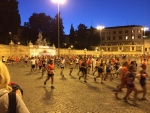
30, 57, 36, 73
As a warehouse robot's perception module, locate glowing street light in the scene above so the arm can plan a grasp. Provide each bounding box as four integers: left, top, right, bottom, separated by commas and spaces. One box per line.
97, 25, 105, 43
51, 0, 66, 56
141, 27, 149, 38
97, 25, 105, 54
84, 48, 87, 56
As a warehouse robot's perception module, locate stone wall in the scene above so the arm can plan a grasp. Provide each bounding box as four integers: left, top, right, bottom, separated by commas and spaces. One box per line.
0, 44, 144, 59
0, 44, 30, 58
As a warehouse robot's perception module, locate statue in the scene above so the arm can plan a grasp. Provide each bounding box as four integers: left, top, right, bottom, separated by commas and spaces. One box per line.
35, 32, 48, 46
43, 38, 47, 46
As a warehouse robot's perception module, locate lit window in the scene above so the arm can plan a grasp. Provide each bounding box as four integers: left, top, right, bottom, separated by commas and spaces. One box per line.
138, 30, 141, 33
132, 30, 135, 33
125, 36, 128, 40
132, 36, 134, 39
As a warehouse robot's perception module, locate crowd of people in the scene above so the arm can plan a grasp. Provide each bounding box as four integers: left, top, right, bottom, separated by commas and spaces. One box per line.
0, 53, 150, 111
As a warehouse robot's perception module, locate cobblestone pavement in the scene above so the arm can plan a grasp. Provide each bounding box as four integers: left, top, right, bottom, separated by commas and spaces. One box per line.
7, 59, 150, 113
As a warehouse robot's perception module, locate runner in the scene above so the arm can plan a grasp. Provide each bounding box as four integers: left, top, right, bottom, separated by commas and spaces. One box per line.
41, 56, 47, 77
16, 56, 20, 65
60, 57, 65, 77
93, 58, 100, 75
138, 64, 148, 100
69, 59, 74, 76
79, 58, 87, 83
94, 63, 104, 84
114, 61, 128, 99
123, 65, 143, 105
11, 55, 15, 65
44, 60, 55, 89
30, 57, 36, 73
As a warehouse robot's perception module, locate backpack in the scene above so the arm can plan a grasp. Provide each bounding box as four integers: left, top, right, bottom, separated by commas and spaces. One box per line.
8, 92, 16, 113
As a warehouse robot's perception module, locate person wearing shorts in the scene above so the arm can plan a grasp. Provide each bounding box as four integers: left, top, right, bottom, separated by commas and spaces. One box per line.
44, 60, 55, 89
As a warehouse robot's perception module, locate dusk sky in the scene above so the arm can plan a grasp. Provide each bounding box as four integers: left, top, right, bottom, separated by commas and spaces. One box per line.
17, 0, 150, 34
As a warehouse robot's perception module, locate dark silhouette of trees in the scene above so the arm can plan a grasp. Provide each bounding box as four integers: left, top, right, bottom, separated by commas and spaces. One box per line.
69, 24, 99, 50
69, 24, 76, 45
74, 23, 88, 49
22, 12, 65, 47
51, 12, 65, 47
28, 13, 53, 44
0, 0, 20, 44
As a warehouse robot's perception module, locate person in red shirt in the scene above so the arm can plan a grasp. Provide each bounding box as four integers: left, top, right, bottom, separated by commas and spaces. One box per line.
114, 61, 128, 99
16, 56, 20, 65
44, 60, 55, 89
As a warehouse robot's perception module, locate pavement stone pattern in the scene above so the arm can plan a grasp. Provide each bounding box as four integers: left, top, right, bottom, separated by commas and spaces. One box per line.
7, 58, 150, 113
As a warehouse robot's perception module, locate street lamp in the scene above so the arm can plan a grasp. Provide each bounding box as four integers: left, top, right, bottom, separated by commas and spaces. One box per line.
84, 48, 87, 56
141, 27, 149, 55
97, 25, 105, 53
70, 45, 73, 49
68, 47, 71, 55
101, 49, 104, 58
141, 27, 149, 38
52, 0, 66, 56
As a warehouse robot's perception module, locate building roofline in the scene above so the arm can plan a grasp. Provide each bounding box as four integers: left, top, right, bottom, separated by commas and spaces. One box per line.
104, 25, 143, 29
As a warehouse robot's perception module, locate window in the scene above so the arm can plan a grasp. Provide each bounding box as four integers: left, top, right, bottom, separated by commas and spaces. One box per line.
119, 36, 122, 40
132, 36, 134, 39
138, 30, 141, 33
107, 36, 110, 40
125, 30, 128, 33
108, 48, 110, 51
145, 48, 147, 51
102, 36, 105, 41
113, 31, 116, 34
101, 32, 105, 35
107, 31, 111, 35
125, 36, 128, 40
132, 30, 135, 33
138, 35, 141, 39
119, 31, 122, 34
132, 47, 134, 50
113, 36, 116, 40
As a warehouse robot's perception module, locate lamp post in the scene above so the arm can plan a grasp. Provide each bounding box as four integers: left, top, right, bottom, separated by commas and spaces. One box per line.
141, 27, 149, 55
97, 25, 105, 53
101, 49, 104, 58
84, 48, 87, 57
68, 47, 71, 55
52, 0, 66, 56
141, 27, 149, 38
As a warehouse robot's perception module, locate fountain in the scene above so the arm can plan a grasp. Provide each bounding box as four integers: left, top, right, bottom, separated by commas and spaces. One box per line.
29, 32, 56, 57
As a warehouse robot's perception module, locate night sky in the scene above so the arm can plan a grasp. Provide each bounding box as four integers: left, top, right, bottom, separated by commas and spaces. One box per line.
17, 0, 150, 34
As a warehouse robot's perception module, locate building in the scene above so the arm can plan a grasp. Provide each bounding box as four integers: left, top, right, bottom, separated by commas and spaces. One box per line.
95, 25, 150, 55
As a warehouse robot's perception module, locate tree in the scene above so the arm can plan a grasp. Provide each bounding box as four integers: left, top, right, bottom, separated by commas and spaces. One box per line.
28, 13, 53, 44
69, 24, 75, 45
51, 12, 65, 47
75, 23, 88, 49
0, 0, 20, 44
